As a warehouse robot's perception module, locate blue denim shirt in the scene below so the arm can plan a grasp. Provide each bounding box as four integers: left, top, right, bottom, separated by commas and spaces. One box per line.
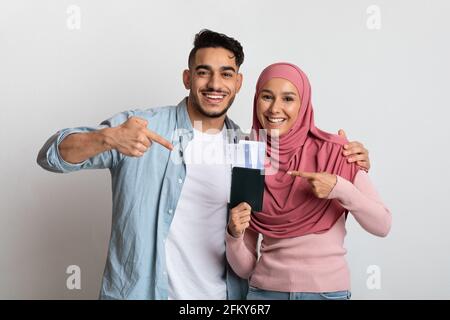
37, 98, 248, 300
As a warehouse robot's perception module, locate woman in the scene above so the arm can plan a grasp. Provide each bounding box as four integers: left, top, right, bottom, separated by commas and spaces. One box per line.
226, 62, 392, 300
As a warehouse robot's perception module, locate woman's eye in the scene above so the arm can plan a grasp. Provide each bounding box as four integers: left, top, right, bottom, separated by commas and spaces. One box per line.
262, 95, 273, 100
284, 97, 294, 102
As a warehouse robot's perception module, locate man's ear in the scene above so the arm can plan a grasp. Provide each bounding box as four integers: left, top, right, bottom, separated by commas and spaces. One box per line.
182, 69, 191, 90
236, 73, 243, 93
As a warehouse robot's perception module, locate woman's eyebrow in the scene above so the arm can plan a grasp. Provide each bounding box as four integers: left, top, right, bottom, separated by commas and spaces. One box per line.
261, 89, 297, 96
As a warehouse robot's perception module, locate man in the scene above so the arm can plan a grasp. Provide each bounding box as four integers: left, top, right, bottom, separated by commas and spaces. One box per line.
37, 29, 370, 299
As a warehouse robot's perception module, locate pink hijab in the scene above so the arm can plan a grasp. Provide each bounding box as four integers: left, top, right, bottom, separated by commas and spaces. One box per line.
249, 62, 360, 238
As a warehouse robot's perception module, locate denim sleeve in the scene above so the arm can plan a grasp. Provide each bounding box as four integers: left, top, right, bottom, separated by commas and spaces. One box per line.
37, 110, 136, 173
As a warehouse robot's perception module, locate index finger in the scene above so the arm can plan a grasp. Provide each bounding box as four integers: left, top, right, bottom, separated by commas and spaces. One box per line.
344, 141, 362, 149
145, 129, 173, 150
343, 145, 366, 157
288, 171, 316, 180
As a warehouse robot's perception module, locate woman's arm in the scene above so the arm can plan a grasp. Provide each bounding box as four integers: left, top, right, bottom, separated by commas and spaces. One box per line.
328, 170, 392, 237
225, 228, 259, 279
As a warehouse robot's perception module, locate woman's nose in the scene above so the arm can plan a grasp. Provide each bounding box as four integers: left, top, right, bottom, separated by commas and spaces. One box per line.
268, 99, 282, 114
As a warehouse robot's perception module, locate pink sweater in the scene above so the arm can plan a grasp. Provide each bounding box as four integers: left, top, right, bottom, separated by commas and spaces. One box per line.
225, 170, 392, 293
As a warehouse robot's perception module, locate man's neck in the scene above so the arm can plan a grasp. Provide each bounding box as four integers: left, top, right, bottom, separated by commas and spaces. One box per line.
186, 98, 226, 133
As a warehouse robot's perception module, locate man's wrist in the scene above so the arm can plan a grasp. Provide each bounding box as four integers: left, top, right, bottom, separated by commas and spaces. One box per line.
98, 127, 117, 151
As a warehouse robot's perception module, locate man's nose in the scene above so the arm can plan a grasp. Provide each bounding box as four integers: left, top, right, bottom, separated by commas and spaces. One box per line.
207, 73, 223, 91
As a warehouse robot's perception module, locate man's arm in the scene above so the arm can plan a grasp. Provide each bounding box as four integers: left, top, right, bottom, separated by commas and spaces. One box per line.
58, 117, 173, 164
58, 129, 113, 165
37, 114, 173, 173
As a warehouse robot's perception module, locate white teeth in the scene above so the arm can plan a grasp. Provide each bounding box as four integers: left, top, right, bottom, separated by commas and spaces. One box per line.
205, 94, 224, 99
268, 117, 285, 123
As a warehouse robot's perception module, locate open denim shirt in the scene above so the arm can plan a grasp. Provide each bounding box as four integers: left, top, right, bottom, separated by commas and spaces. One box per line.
37, 98, 248, 299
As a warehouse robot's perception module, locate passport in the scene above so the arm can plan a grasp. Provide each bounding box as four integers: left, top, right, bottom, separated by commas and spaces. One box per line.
229, 166, 265, 212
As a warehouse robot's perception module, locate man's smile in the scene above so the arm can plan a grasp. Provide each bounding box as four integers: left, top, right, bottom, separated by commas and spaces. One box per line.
201, 91, 227, 105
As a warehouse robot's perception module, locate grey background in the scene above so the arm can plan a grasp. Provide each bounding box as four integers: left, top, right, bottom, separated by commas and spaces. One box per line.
1, 0, 449, 299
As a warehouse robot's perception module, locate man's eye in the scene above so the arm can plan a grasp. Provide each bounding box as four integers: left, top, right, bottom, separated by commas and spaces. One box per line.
197, 71, 208, 76
223, 72, 233, 78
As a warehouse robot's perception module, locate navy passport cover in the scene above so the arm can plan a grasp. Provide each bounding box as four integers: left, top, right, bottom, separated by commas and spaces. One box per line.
230, 167, 264, 212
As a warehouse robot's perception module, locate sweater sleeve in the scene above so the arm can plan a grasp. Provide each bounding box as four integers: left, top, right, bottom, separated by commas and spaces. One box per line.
225, 228, 259, 279
328, 170, 392, 237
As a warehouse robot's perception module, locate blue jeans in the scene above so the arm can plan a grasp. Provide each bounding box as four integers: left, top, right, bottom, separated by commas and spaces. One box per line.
247, 286, 351, 300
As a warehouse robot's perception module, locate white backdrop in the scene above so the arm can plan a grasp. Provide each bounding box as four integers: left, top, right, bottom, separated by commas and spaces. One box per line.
1, 0, 449, 299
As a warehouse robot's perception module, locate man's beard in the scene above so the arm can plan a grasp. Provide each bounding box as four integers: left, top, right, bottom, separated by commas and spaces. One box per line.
190, 93, 235, 118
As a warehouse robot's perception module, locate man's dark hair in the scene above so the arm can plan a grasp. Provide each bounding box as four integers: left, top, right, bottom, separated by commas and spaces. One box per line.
188, 29, 244, 69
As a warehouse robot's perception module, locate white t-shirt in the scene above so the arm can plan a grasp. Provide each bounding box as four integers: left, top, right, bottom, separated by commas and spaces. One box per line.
165, 127, 231, 300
